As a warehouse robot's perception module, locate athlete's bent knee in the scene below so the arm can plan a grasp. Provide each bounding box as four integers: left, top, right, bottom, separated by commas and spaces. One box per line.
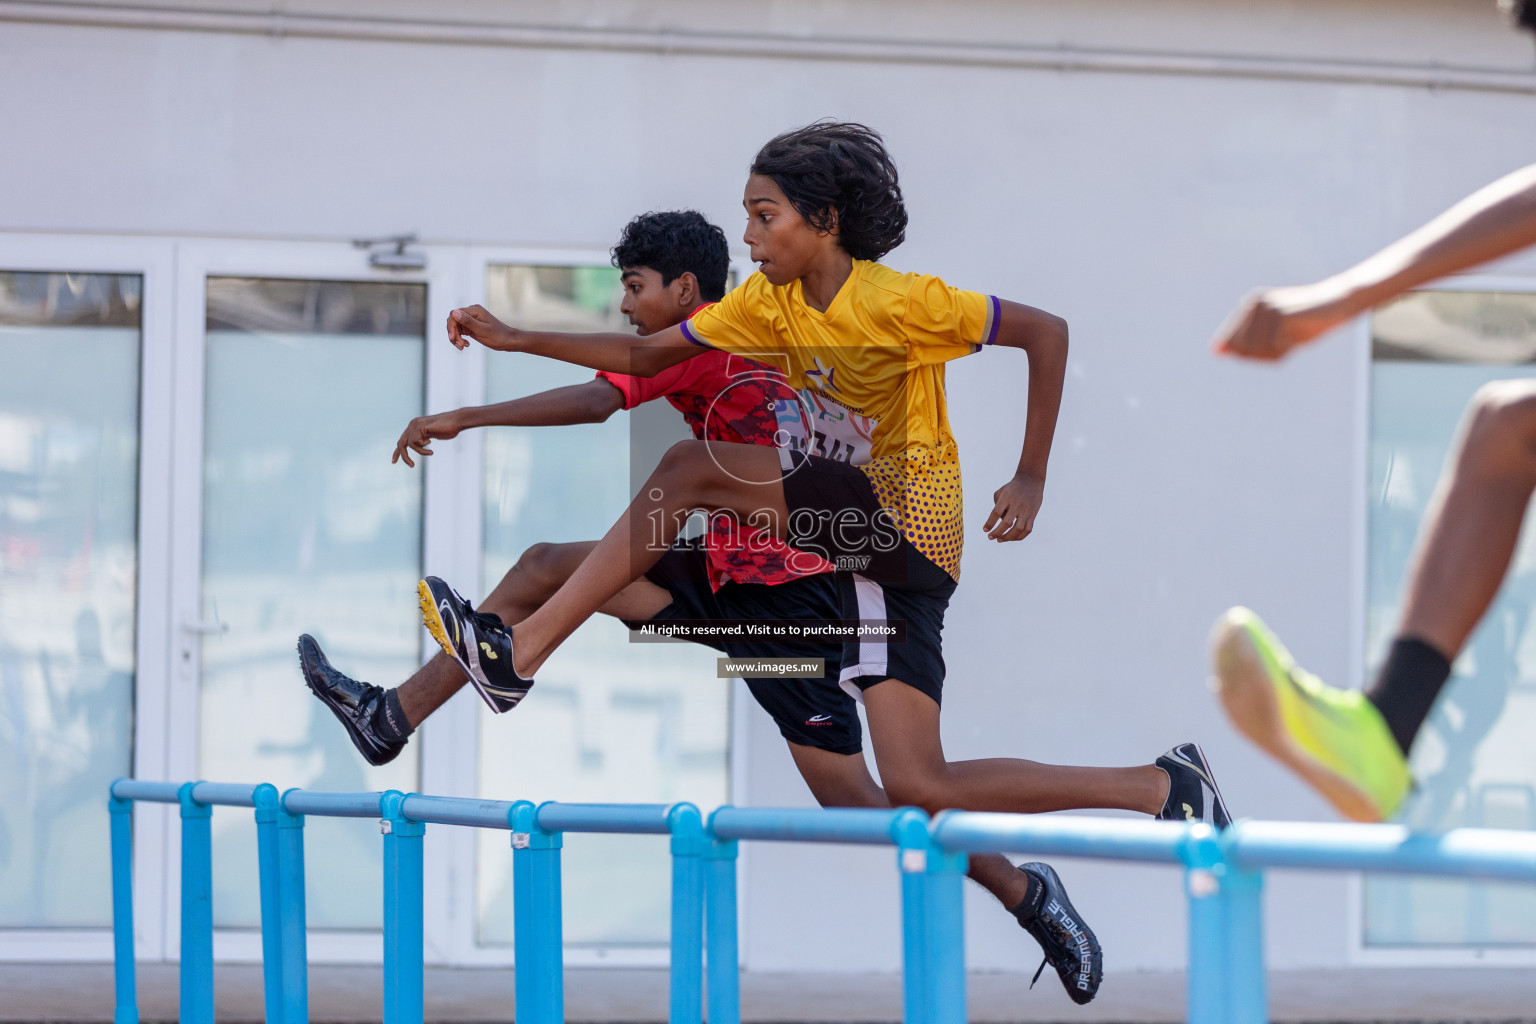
810, 777, 888, 809
1464, 380, 1536, 464
512, 542, 564, 593
652, 438, 748, 511
653, 439, 713, 480
882, 774, 953, 815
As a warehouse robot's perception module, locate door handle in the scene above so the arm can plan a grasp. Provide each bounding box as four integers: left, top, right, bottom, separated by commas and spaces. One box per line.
181, 616, 229, 636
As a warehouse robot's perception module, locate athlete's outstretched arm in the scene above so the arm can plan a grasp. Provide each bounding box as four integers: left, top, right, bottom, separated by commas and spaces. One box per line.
392, 378, 625, 466
446, 303, 702, 376
984, 300, 1069, 542
1215, 162, 1536, 361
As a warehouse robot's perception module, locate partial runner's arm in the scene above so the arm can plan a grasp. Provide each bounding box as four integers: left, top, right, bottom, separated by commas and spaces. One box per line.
446, 304, 702, 376
1215, 163, 1536, 361
392, 379, 625, 466
983, 300, 1069, 542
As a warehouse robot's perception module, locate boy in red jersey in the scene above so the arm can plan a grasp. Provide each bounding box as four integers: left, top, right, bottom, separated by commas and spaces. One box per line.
299, 210, 841, 753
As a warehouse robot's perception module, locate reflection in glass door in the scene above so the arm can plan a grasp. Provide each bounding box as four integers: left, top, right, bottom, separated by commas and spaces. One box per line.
0, 272, 140, 927
198, 277, 424, 929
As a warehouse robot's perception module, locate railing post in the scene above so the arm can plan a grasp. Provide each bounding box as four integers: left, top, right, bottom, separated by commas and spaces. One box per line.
1180, 823, 1227, 1024
1221, 860, 1267, 1024
668, 803, 707, 1024
381, 791, 425, 1024
177, 781, 215, 1024
109, 785, 138, 1024
512, 800, 564, 1024
892, 808, 932, 1024
276, 789, 308, 1024
702, 813, 740, 1024
922, 814, 967, 1024
252, 785, 285, 1024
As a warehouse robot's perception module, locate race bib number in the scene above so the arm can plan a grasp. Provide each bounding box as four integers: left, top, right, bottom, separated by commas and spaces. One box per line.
772, 388, 877, 466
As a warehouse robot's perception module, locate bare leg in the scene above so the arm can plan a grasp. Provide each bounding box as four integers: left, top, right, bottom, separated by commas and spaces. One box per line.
788, 743, 1030, 908
862, 680, 1169, 816
512, 440, 788, 678
397, 540, 672, 727
1397, 379, 1536, 657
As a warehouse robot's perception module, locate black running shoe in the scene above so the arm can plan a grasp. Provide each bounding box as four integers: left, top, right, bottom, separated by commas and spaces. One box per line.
297, 634, 404, 767
1015, 862, 1102, 1005
1156, 742, 1232, 829
417, 576, 531, 713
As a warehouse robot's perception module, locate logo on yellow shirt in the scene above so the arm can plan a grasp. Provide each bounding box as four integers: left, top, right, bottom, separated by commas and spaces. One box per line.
805, 357, 841, 394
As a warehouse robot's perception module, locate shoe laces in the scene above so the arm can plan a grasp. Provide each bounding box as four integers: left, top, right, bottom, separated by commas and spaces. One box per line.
353, 679, 385, 703
464, 602, 508, 637
1030, 957, 1048, 989
1029, 911, 1089, 980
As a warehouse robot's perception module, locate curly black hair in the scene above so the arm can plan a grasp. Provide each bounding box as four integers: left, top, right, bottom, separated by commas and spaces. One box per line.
610, 210, 730, 302
1501, 0, 1536, 31
750, 121, 907, 262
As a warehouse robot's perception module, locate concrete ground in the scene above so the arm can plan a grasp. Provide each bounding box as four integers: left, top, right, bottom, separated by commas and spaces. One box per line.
4, 963, 1536, 1022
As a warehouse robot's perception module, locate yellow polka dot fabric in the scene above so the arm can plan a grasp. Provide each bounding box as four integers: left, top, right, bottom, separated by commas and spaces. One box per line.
860, 441, 966, 580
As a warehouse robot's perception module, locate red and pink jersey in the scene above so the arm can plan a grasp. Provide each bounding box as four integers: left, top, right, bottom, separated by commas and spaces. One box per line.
597, 313, 834, 590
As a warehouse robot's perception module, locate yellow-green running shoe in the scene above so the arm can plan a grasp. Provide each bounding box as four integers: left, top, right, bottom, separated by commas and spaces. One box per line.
1208, 607, 1410, 822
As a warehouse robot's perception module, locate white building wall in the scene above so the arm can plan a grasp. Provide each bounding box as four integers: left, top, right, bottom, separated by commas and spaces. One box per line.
3, 0, 1536, 979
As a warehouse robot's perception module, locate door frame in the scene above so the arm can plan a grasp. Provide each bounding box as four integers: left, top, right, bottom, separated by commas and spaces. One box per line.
0, 233, 176, 962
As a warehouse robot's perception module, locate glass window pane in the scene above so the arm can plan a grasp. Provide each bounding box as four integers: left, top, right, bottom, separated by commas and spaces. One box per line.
0, 271, 140, 928
200, 278, 424, 930
475, 266, 728, 947
1364, 290, 1536, 947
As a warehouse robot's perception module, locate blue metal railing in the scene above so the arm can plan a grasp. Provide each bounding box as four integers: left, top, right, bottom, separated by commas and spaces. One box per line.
107, 778, 1536, 1024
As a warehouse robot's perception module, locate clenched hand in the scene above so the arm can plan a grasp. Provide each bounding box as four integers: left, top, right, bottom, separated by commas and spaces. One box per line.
1212, 284, 1354, 362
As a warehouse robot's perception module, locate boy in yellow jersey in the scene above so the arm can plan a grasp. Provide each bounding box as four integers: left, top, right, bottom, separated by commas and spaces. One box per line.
429, 123, 1235, 1002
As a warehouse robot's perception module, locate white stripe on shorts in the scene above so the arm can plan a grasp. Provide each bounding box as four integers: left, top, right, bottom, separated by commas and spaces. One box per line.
837, 573, 889, 704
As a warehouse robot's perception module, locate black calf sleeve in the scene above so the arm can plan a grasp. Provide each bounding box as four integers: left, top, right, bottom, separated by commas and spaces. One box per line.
1365, 637, 1452, 757
374, 688, 415, 743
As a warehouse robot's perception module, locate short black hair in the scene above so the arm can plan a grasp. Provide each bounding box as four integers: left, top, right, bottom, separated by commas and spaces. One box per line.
1501, 0, 1536, 31
750, 121, 907, 262
611, 210, 730, 302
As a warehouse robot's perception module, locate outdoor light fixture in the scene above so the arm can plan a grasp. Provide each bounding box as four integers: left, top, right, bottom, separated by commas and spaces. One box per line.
353, 233, 427, 270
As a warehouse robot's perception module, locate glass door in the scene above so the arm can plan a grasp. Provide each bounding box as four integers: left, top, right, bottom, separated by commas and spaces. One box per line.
163, 239, 469, 960
0, 271, 142, 930
197, 276, 426, 930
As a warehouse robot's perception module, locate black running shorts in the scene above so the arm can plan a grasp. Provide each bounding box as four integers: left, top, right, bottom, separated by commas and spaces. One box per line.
778, 450, 957, 707
623, 539, 863, 755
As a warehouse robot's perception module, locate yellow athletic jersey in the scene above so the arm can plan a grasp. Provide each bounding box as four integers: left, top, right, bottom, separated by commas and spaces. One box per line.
680, 259, 1000, 579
